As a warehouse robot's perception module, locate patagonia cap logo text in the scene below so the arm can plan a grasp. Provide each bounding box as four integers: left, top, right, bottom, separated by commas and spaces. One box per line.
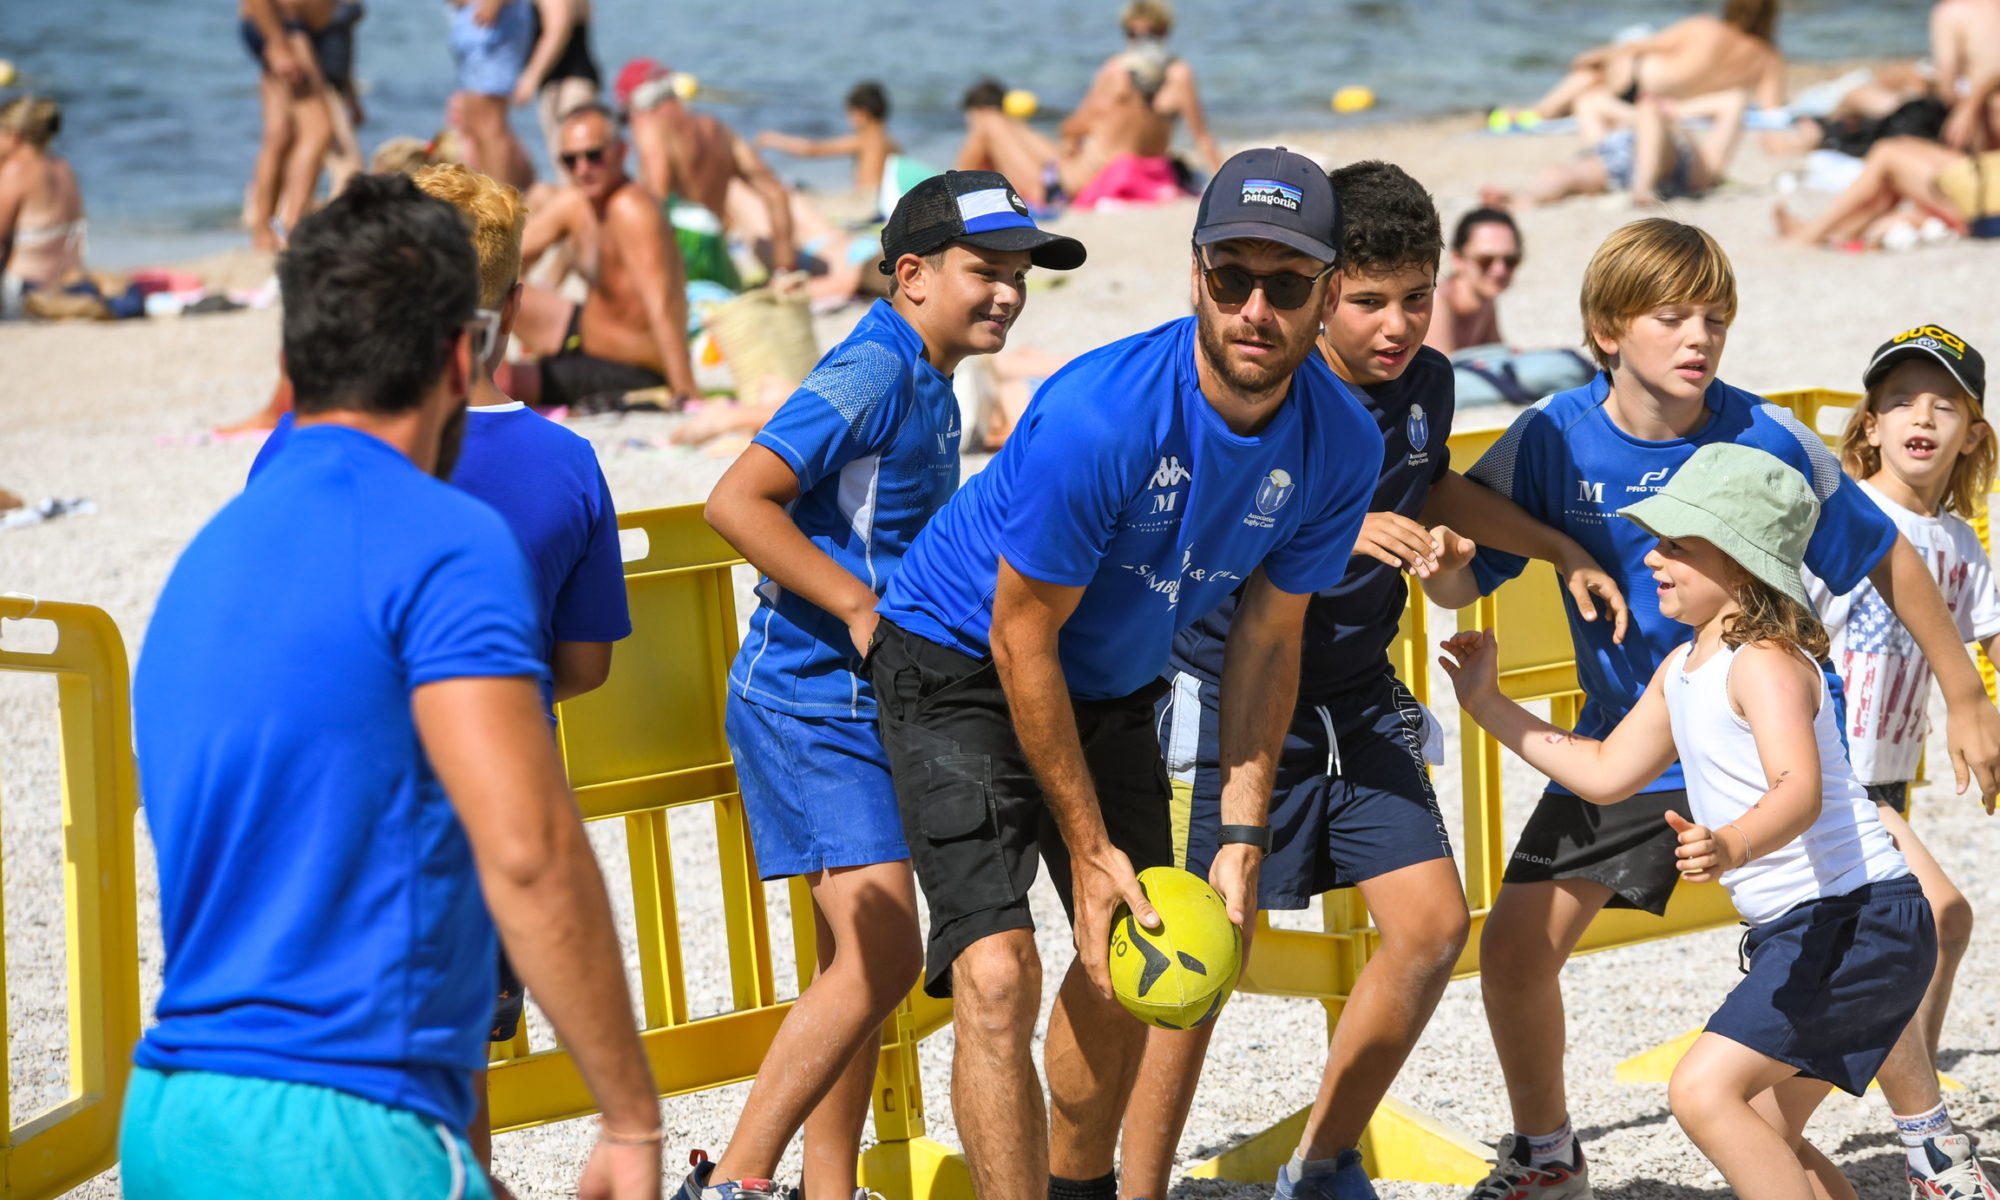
1240, 178, 1303, 211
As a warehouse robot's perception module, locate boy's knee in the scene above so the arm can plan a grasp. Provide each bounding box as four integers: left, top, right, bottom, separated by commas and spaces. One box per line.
1479, 912, 1563, 991
1381, 905, 1470, 982
952, 935, 1041, 1042
1935, 890, 1974, 957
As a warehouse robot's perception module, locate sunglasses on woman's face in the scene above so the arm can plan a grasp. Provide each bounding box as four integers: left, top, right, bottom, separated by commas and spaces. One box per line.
1472, 253, 1521, 273
560, 145, 610, 170
1196, 246, 1334, 311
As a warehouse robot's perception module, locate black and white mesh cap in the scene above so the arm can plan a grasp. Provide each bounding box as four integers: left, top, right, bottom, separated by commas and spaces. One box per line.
878, 170, 1087, 274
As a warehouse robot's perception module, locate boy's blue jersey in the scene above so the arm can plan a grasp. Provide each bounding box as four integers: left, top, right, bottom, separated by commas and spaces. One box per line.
730, 300, 959, 717
1467, 373, 1897, 793
877, 316, 1380, 701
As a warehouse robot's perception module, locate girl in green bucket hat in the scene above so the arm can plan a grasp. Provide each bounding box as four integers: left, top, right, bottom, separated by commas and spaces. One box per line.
1441, 441, 1936, 1200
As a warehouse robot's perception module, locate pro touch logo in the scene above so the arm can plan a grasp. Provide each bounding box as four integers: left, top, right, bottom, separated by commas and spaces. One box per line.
1240, 178, 1303, 212
1624, 466, 1671, 494
1151, 456, 1192, 488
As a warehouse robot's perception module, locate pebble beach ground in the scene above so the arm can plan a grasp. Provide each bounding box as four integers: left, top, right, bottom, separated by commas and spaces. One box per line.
4, 105, 1999, 1197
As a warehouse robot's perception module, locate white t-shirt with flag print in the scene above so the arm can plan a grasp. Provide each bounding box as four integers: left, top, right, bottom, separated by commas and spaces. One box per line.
1806, 478, 2000, 785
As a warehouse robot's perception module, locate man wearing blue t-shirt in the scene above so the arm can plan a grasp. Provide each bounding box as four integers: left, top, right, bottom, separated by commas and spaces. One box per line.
246, 164, 635, 1193
122, 175, 659, 1200
871, 148, 1379, 1200
1458, 218, 2000, 1195
693, 172, 1084, 1200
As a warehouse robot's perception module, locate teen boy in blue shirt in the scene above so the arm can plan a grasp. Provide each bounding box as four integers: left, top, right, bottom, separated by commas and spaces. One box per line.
1130, 161, 1631, 1200
123, 175, 658, 1200
870, 147, 1378, 1200
691, 171, 1085, 1200
1459, 218, 2000, 1197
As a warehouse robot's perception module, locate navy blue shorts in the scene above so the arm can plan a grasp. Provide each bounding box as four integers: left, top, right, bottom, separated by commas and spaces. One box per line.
1708, 874, 1935, 1095
1159, 667, 1454, 909
724, 694, 910, 880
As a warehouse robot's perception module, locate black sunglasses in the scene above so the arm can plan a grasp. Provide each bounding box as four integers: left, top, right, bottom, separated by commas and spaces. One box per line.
1195, 246, 1335, 311
560, 145, 611, 170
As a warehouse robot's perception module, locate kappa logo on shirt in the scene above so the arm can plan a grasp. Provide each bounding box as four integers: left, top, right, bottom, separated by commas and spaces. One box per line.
1151, 456, 1192, 488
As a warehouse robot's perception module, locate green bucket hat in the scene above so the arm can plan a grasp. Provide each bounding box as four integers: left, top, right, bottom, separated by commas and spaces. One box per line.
1616, 443, 1819, 612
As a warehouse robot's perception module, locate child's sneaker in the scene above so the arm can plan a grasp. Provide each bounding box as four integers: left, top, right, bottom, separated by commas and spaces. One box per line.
1274, 1148, 1378, 1200
1466, 1134, 1595, 1199
1910, 1134, 1999, 1199
681, 1151, 778, 1200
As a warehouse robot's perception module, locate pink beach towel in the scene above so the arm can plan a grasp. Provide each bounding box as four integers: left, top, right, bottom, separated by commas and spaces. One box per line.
1070, 153, 1187, 211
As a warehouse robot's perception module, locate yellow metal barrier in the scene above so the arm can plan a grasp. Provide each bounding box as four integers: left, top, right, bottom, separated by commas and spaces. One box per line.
0, 596, 141, 1200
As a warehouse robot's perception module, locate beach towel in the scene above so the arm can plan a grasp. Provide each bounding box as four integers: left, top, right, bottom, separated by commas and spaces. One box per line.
1070, 153, 1187, 211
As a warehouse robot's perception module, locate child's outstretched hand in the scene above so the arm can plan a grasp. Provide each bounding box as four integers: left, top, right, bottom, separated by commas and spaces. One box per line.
1663, 810, 1741, 882
1431, 525, 1477, 575
1438, 630, 1500, 703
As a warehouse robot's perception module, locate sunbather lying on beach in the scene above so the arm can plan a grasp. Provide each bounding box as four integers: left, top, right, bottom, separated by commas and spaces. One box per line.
1487, 90, 1749, 209
1499, 0, 1784, 128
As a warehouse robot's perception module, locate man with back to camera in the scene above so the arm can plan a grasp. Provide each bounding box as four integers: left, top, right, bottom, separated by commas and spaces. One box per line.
121, 174, 658, 1200
868, 147, 1381, 1200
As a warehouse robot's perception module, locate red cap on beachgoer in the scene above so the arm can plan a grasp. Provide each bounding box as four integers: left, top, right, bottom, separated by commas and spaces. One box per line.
615, 59, 670, 111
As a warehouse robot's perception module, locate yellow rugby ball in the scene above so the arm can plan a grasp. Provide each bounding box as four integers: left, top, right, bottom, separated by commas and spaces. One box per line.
1002, 89, 1039, 119
1108, 867, 1241, 1030
1332, 85, 1376, 114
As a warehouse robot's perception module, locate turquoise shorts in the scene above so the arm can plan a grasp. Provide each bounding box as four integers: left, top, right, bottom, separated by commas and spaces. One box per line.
121, 1067, 494, 1199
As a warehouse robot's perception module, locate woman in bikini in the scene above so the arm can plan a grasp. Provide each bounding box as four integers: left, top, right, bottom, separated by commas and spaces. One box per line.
0, 96, 86, 318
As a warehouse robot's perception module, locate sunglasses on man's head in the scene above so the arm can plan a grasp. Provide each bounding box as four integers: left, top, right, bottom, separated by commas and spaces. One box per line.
1472, 253, 1521, 273
560, 145, 610, 170
1195, 246, 1334, 311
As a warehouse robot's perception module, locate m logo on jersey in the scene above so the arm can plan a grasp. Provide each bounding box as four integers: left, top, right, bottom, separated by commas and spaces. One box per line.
1151, 456, 1192, 488
1255, 468, 1296, 515
1406, 403, 1429, 452
1576, 480, 1605, 504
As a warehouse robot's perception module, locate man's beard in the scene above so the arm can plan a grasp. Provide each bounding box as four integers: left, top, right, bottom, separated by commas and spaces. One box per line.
433, 405, 466, 480
1195, 308, 1316, 397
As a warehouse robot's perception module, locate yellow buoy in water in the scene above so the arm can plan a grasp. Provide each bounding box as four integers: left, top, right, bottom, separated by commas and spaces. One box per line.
1331, 85, 1376, 114
671, 71, 700, 101
0, 60, 16, 89
1002, 89, 1039, 119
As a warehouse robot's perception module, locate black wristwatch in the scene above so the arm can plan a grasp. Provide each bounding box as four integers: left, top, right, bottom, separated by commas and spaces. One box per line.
1217, 824, 1272, 852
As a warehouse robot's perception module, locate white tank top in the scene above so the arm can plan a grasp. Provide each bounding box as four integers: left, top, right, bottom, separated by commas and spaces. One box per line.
1662, 640, 1905, 925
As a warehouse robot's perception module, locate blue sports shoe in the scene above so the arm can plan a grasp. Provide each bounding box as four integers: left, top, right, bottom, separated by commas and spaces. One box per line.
1274, 1148, 1378, 1200
682, 1151, 777, 1200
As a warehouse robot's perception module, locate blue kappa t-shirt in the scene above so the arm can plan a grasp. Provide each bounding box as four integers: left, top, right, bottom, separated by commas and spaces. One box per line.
730, 300, 959, 718
877, 316, 1381, 700
135, 425, 547, 1131
1466, 373, 1898, 794
253, 405, 632, 711
1172, 345, 1454, 700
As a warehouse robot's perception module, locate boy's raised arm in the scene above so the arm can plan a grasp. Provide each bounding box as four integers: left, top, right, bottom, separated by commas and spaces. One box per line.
1427, 469, 1630, 641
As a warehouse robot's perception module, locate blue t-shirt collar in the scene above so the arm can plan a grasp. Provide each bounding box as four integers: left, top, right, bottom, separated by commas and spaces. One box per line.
1587, 370, 1722, 447
863, 299, 952, 386
1176, 317, 1304, 447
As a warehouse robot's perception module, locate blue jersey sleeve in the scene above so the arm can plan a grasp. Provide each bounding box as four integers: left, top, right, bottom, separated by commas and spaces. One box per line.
551, 467, 633, 644
246, 413, 296, 484
1263, 427, 1380, 596
1465, 403, 1555, 593
395, 514, 548, 690
996, 404, 1147, 588
752, 340, 913, 494
1754, 404, 1897, 595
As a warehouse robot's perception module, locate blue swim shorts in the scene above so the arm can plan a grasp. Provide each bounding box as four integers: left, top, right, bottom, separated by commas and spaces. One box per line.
120, 1066, 493, 1199
446, 0, 532, 98
1160, 666, 1455, 910
1708, 873, 1935, 1095
725, 694, 910, 879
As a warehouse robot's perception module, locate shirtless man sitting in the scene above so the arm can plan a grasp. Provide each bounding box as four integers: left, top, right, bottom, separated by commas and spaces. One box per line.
508, 102, 699, 411
955, 1, 1220, 208
1506, 0, 1784, 126
615, 58, 795, 275
0, 96, 86, 318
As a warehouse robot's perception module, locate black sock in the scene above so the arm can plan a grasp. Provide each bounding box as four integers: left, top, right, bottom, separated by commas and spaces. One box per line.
1048, 1171, 1117, 1200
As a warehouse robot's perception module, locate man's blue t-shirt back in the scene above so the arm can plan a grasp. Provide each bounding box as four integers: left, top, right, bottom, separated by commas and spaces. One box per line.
136, 425, 547, 1131
253, 404, 632, 709
1466, 373, 1897, 793
878, 317, 1381, 700
731, 300, 959, 718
